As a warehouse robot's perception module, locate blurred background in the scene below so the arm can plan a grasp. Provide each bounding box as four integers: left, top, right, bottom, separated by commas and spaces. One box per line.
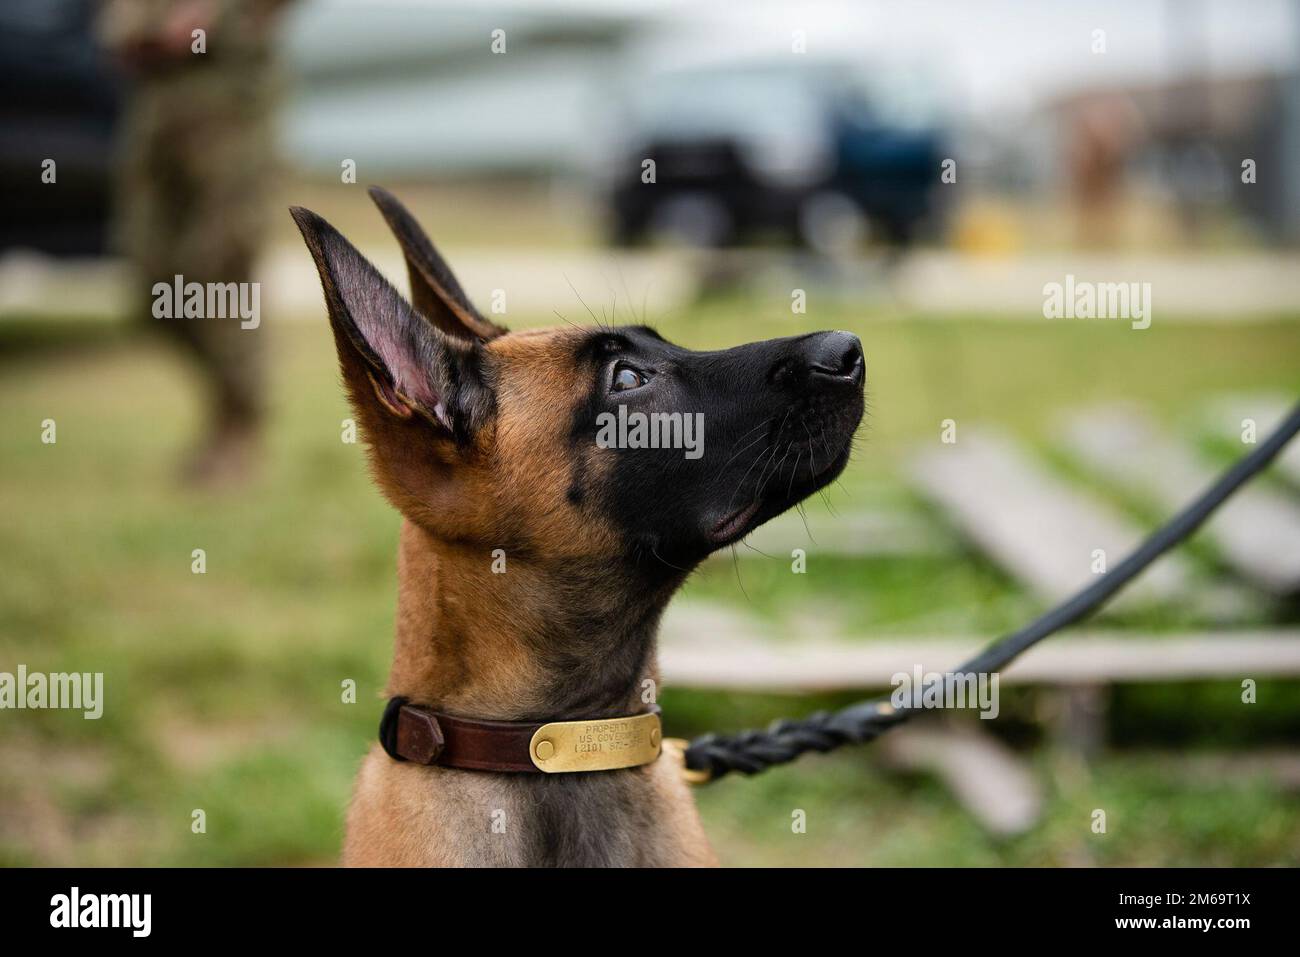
2, 0, 1299, 866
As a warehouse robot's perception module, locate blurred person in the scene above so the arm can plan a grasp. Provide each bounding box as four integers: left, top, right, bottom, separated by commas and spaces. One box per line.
1067, 95, 1139, 248
99, 0, 291, 486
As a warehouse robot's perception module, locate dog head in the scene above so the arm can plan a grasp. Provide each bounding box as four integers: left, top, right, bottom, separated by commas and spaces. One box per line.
290, 189, 865, 582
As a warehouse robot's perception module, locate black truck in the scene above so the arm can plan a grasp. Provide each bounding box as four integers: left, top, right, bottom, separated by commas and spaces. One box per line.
608, 59, 947, 251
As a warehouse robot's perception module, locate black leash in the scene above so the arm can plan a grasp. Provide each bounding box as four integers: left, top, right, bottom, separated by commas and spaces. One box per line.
682, 400, 1300, 782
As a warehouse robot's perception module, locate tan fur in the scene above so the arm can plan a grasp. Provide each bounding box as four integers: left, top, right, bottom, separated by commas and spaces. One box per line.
345, 330, 714, 867
486, 328, 623, 554
292, 199, 715, 866
343, 739, 714, 867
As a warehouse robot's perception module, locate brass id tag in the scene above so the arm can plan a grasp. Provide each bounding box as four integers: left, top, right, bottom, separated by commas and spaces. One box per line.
529, 713, 662, 773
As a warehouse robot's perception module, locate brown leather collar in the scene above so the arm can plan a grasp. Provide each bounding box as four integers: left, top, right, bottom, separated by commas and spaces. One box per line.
378, 697, 663, 774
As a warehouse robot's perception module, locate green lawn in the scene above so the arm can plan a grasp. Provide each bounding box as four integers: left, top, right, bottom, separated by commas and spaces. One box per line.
1, 301, 1298, 866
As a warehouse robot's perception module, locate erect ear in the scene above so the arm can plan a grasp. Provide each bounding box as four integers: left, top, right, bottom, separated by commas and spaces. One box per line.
367, 186, 507, 342
289, 206, 492, 444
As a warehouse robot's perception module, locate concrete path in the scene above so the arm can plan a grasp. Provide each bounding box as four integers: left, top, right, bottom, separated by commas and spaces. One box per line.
1203, 393, 1300, 488
657, 603, 1300, 689
909, 429, 1191, 607
5, 247, 1299, 321
708, 508, 947, 560
1064, 405, 1300, 595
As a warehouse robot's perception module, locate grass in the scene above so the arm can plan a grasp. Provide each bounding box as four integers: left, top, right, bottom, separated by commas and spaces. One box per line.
1, 294, 1299, 866
693, 748, 1300, 867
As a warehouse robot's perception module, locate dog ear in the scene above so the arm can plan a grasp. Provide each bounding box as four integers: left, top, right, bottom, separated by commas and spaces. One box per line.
367, 186, 508, 342
289, 206, 492, 445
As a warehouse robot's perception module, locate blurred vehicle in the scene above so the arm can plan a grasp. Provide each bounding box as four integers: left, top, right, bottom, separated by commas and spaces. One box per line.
608, 58, 948, 251
0, 0, 121, 256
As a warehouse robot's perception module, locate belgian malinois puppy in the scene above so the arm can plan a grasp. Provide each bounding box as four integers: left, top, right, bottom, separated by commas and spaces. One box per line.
290, 189, 865, 867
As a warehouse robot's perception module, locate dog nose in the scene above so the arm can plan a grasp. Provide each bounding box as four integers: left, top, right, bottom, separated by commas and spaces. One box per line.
804, 331, 864, 388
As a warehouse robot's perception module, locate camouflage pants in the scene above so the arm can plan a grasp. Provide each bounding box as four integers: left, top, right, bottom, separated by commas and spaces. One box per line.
119, 70, 275, 425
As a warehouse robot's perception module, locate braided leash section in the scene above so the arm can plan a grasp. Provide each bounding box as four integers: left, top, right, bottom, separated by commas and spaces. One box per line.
685, 704, 908, 778
683, 399, 1300, 783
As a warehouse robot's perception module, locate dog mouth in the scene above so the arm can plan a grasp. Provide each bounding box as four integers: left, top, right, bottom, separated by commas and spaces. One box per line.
708, 499, 764, 546
706, 430, 856, 548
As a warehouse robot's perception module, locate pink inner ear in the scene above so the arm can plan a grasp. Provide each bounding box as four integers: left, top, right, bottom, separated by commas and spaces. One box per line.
361, 303, 439, 412
388, 349, 435, 408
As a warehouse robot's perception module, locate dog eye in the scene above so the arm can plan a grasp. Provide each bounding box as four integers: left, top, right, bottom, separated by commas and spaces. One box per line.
611, 364, 648, 392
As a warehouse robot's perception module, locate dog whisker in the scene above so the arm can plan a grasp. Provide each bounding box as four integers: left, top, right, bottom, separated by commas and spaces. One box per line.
726, 441, 777, 515
729, 543, 750, 601
756, 440, 794, 500
739, 537, 778, 560
795, 500, 816, 543
802, 418, 818, 476
650, 542, 690, 573
709, 426, 769, 488
727, 419, 770, 452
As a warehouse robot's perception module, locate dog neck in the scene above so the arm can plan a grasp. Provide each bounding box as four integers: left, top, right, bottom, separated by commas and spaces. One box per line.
385, 520, 678, 723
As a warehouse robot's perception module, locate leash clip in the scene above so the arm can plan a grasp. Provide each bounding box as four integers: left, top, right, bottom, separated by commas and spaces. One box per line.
664, 737, 713, 785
